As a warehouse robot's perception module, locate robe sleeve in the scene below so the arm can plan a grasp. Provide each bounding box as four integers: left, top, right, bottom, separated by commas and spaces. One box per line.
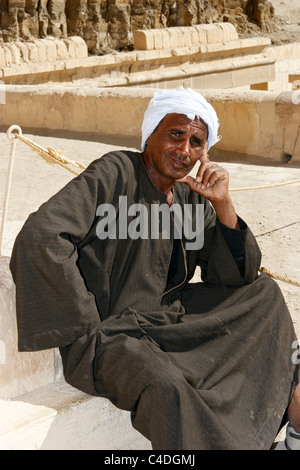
10, 154, 127, 352
198, 199, 262, 287
218, 218, 247, 276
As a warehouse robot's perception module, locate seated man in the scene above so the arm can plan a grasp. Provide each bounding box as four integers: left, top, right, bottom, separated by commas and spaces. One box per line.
10, 88, 300, 450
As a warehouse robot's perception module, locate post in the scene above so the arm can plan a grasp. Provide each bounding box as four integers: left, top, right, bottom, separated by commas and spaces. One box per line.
0, 126, 22, 256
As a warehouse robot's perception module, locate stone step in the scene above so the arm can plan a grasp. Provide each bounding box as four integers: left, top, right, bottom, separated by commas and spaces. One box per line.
0, 37, 88, 68
0, 256, 56, 401
0, 380, 151, 450
133, 23, 239, 50
0, 379, 289, 450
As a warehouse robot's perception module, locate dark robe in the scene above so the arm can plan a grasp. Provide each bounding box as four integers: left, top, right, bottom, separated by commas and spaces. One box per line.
10, 150, 300, 450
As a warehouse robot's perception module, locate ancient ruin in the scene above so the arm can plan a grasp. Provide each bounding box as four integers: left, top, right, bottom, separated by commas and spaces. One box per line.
0, 1, 277, 54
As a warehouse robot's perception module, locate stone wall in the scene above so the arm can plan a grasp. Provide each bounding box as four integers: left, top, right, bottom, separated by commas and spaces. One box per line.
0, 1, 277, 55
0, 257, 55, 400
0, 36, 88, 67
1, 86, 300, 164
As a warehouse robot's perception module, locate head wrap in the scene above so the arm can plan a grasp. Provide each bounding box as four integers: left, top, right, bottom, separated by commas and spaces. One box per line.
141, 87, 221, 151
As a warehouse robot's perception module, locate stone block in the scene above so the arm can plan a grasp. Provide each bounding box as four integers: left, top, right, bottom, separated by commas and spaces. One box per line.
63, 57, 90, 71
0, 257, 54, 400
2, 46, 12, 67
189, 26, 200, 46
62, 38, 76, 59
0, 381, 152, 450
6, 44, 21, 65
181, 27, 194, 48
34, 39, 48, 63
138, 27, 192, 49
0, 47, 6, 67
40, 38, 58, 62
257, 92, 277, 156
26, 42, 39, 63
239, 37, 271, 54
277, 60, 289, 73
153, 30, 163, 50
291, 126, 300, 162
193, 25, 207, 45
217, 23, 239, 42
283, 112, 300, 156
68, 36, 88, 59
167, 27, 180, 49
167, 27, 188, 49
176, 28, 185, 48
54, 39, 69, 59
202, 24, 224, 44
135, 49, 161, 63
161, 29, 170, 49
134, 30, 154, 50
14, 42, 29, 63
268, 81, 288, 92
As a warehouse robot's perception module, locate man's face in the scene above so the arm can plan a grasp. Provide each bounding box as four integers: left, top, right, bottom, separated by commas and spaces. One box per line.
143, 113, 208, 192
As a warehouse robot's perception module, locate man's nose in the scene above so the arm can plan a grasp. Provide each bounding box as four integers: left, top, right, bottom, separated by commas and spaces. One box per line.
178, 139, 190, 157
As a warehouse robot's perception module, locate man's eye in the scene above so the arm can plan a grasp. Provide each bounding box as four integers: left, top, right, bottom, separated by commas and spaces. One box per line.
191, 137, 202, 146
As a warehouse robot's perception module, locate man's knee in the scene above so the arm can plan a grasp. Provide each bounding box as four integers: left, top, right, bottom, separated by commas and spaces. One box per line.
142, 371, 187, 405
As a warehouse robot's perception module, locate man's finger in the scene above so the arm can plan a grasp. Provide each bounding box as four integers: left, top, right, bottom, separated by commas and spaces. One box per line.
199, 141, 209, 163
176, 175, 195, 188
195, 160, 212, 183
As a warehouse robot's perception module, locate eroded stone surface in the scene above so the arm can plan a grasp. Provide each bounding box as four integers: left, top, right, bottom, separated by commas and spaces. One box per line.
0, 1, 277, 54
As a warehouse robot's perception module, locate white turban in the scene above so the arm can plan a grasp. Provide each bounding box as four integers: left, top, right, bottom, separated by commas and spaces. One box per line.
141, 87, 221, 151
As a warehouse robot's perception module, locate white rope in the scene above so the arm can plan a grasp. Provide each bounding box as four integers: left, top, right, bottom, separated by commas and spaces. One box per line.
0, 125, 21, 256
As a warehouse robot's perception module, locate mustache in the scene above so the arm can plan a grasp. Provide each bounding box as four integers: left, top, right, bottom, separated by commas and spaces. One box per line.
168, 152, 190, 164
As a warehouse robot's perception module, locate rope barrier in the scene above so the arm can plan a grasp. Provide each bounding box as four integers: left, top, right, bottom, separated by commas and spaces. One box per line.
259, 267, 300, 288
230, 180, 300, 191
9, 127, 300, 191
10, 127, 87, 176
1, 125, 300, 288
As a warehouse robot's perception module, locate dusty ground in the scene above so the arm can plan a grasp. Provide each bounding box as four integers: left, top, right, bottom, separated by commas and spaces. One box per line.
269, 0, 300, 44
238, 0, 300, 45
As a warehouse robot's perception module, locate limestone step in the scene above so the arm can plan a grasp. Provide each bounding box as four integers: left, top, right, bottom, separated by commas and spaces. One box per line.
0, 380, 151, 450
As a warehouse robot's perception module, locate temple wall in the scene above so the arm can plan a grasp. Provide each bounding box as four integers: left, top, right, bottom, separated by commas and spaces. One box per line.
0, 1, 277, 54
1, 86, 300, 164
0, 25, 276, 89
